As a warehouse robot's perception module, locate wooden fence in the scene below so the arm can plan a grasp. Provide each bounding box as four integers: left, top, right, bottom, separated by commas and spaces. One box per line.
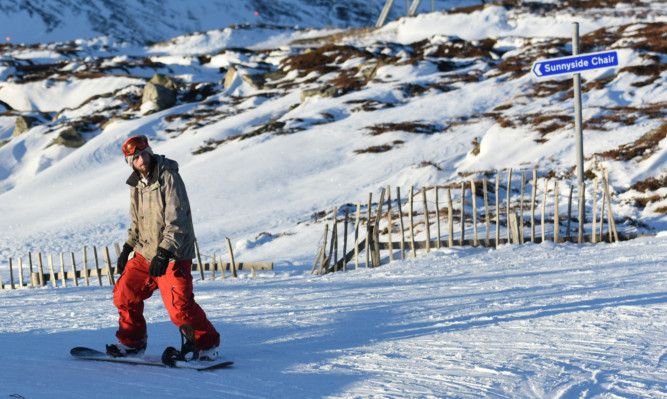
312, 168, 640, 275
0, 238, 272, 290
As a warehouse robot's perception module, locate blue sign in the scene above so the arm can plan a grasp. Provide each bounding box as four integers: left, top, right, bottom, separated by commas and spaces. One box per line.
532, 50, 619, 78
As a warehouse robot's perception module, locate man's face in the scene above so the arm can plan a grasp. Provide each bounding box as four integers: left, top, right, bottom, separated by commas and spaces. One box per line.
132, 150, 151, 176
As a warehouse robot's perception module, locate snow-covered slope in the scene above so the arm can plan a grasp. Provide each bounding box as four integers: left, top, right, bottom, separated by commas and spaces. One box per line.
2, 233, 666, 398
0, 0, 486, 45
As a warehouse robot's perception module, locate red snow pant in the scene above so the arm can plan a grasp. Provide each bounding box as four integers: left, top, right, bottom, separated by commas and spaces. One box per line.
112, 252, 220, 350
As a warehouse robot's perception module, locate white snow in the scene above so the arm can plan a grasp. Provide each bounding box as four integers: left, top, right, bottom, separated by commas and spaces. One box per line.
0, 1, 666, 398
1, 238, 666, 398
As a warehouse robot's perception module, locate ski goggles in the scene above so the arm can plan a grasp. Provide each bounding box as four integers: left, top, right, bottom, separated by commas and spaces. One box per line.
122, 135, 149, 157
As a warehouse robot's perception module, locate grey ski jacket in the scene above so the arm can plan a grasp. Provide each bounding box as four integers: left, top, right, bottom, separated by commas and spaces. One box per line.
125, 154, 196, 262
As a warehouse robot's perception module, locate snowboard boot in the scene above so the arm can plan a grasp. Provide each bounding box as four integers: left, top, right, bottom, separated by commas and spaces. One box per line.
106, 342, 147, 358
199, 346, 219, 361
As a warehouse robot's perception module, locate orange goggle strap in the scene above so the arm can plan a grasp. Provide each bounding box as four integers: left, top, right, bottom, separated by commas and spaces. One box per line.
122, 135, 149, 157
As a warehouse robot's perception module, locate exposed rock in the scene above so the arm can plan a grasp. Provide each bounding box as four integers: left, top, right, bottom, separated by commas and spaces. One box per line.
13, 115, 40, 137
224, 65, 267, 90
223, 65, 239, 89
241, 73, 266, 90
141, 74, 178, 112
142, 83, 177, 111
150, 73, 178, 91
264, 70, 288, 82
52, 126, 85, 148
300, 85, 338, 103
359, 62, 379, 80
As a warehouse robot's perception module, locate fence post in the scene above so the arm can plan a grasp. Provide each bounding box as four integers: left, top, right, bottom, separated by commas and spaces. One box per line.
37, 252, 46, 286
93, 247, 103, 286
18, 257, 24, 288
408, 186, 417, 258
386, 185, 394, 261
226, 238, 238, 278
422, 187, 430, 253
530, 170, 537, 243
312, 224, 328, 274
375, 0, 396, 28
460, 182, 466, 246
59, 253, 67, 288
483, 179, 490, 246
70, 252, 79, 287
592, 178, 598, 244
354, 202, 361, 268
599, 176, 606, 242
328, 219, 338, 273
408, 0, 422, 16
520, 173, 525, 244
435, 186, 441, 249
0, 261, 4, 289
28, 252, 34, 277
509, 213, 521, 244
495, 175, 500, 248
332, 207, 339, 271
9, 258, 15, 289
372, 188, 386, 267
103, 247, 115, 286
312, 235, 324, 274
343, 208, 350, 271
506, 169, 513, 242
447, 188, 454, 247
211, 253, 217, 280
30, 272, 40, 287
396, 188, 406, 259
366, 192, 372, 267
408, 187, 416, 257
567, 183, 574, 240
554, 181, 560, 243
542, 179, 548, 242
604, 170, 619, 242
47, 254, 57, 288
194, 240, 205, 281
470, 178, 478, 247
114, 243, 121, 275
578, 181, 585, 243
82, 246, 90, 286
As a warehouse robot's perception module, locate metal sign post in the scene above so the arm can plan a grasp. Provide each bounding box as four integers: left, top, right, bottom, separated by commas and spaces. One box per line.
573, 22, 584, 188
572, 22, 585, 241
532, 23, 620, 242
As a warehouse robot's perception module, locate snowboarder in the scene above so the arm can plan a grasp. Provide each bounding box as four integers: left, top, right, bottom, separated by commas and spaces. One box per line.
108, 135, 220, 360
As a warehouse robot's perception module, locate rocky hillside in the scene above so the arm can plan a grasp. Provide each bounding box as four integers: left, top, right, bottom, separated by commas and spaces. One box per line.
0, 0, 665, 259
0, 0, 478, 45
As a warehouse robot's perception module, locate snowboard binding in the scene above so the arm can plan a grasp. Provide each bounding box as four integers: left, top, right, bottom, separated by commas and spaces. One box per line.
161, 324, 199, 367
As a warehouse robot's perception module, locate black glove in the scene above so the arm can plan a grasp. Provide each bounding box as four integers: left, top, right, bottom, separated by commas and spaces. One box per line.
149, 247, 173, 277
117, 243, 134, 274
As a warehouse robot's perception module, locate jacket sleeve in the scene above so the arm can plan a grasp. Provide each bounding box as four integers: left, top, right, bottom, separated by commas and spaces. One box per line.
126, 187, 139, 248
159, 170, 191, 257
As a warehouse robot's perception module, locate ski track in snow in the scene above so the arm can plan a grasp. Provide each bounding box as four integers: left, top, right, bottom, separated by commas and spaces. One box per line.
1, 236, 665, 398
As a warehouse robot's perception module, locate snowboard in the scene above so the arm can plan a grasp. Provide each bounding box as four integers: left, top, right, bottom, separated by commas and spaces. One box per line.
70, 347, 233, 371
